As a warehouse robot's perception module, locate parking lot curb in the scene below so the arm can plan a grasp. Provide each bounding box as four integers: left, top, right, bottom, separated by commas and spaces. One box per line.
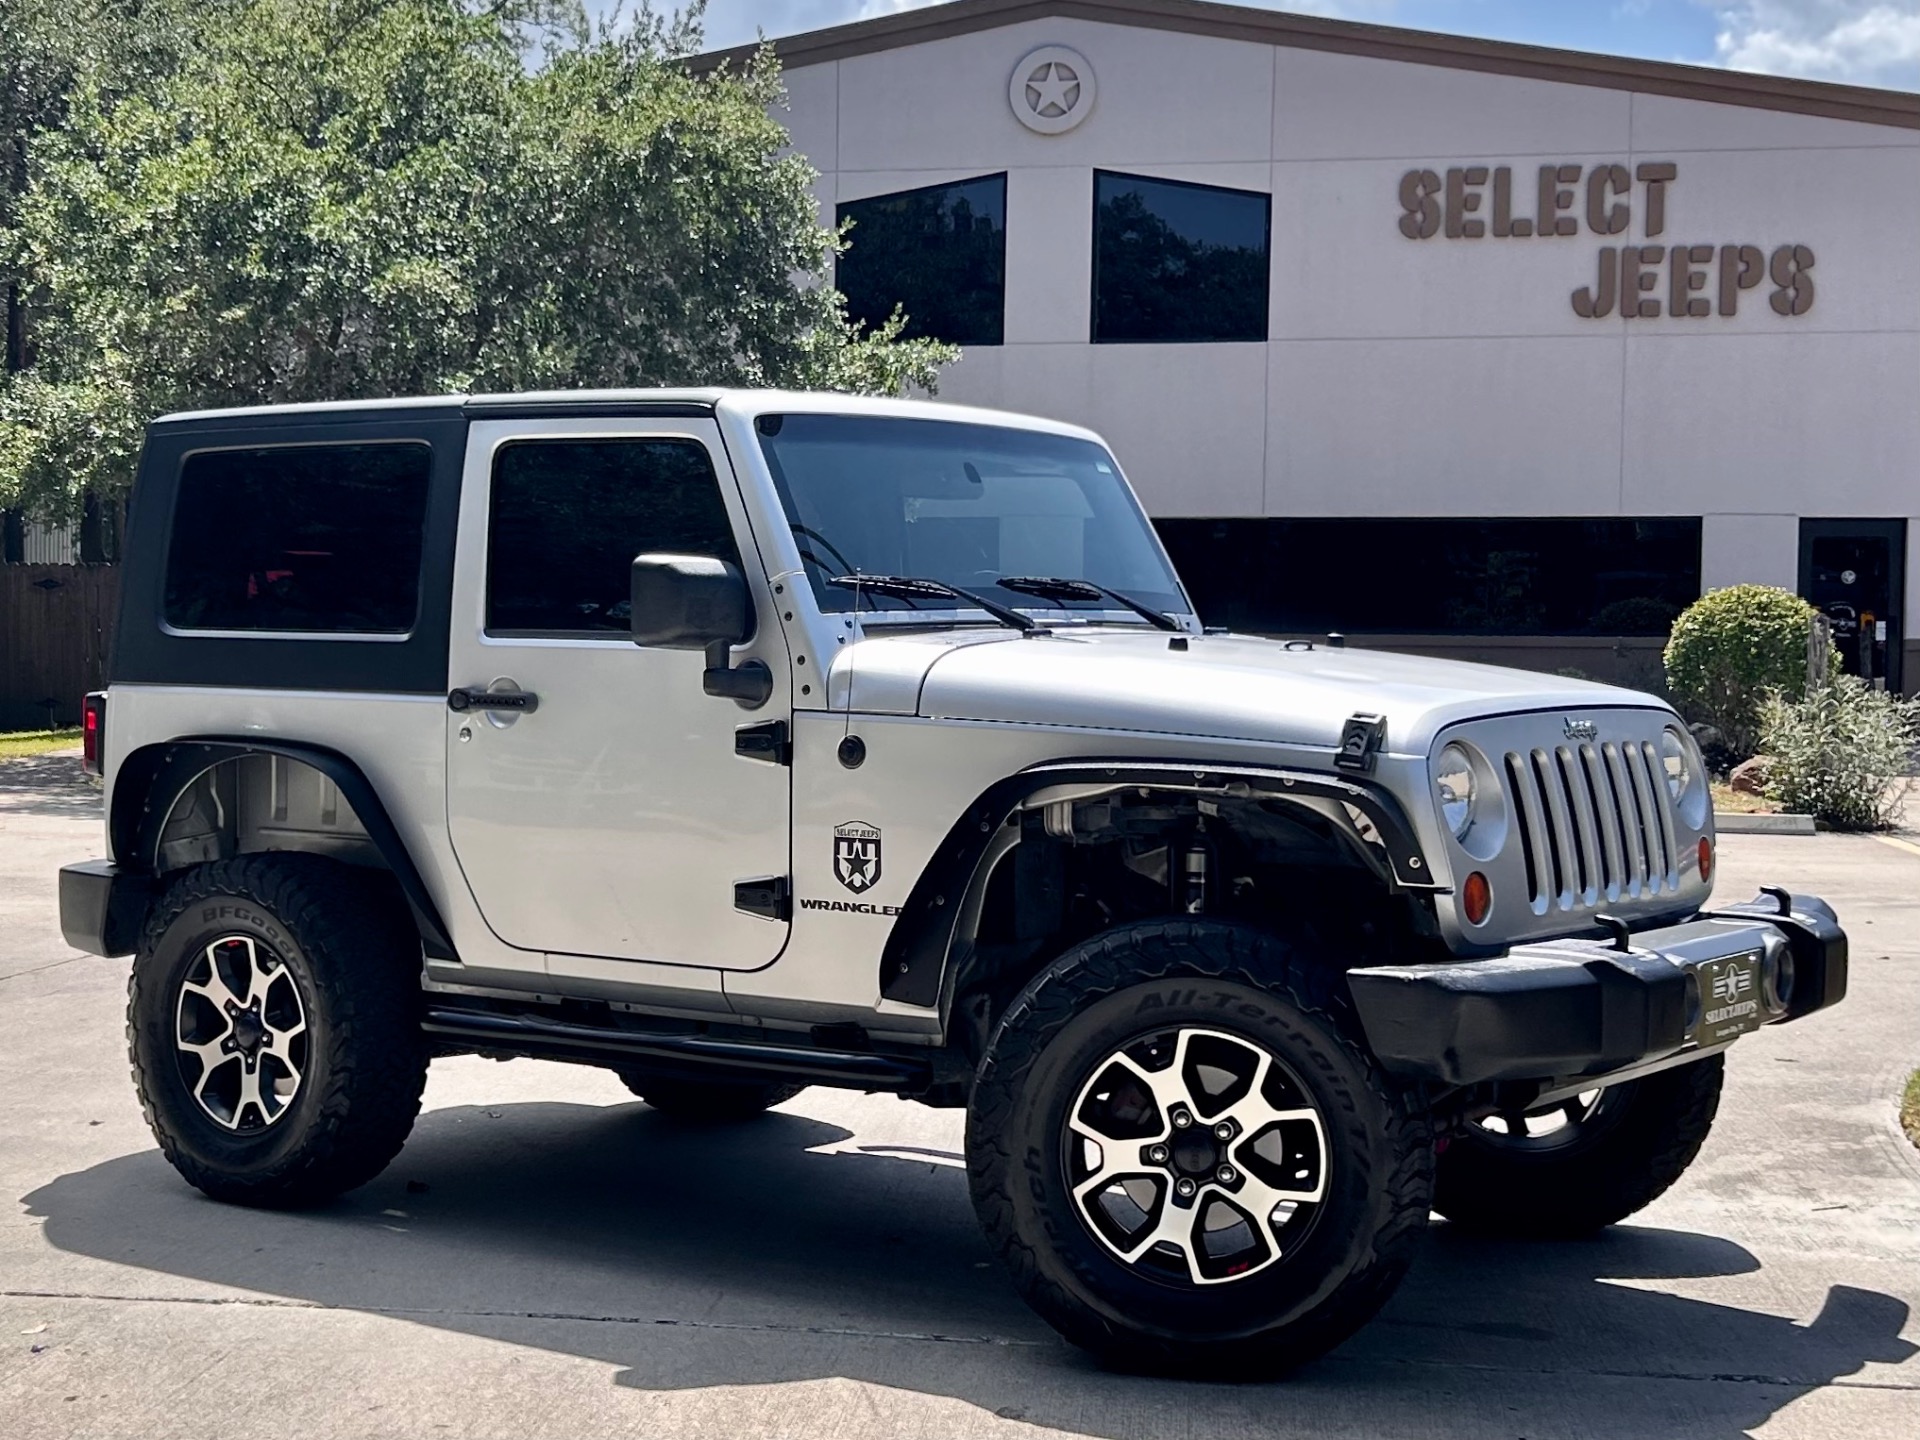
1715, 812, 1818, 835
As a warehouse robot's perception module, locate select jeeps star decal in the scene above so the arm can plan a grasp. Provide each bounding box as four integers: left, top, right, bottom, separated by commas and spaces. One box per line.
833, 820, 883, 894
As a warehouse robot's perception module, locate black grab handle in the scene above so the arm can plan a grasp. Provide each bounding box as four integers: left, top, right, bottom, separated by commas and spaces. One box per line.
447, 687, 539, 714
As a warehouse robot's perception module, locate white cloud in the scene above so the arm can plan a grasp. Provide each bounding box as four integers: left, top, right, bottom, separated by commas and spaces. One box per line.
1703, 1, 1920, 85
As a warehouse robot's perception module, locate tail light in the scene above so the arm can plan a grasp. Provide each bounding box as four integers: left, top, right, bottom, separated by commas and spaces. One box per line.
81, 692, 106, 776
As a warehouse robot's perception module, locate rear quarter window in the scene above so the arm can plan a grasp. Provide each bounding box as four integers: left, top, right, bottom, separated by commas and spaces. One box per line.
163, 443, 433, 634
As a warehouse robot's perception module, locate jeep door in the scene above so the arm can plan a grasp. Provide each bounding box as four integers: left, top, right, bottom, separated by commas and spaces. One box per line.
444, 416, 790, 969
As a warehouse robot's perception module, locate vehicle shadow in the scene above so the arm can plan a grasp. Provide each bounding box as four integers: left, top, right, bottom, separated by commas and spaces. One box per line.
23, 1099, 1915, 1439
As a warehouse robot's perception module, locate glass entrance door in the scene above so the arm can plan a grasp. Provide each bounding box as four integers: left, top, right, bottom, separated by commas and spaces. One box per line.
1799, 519, 1906, 691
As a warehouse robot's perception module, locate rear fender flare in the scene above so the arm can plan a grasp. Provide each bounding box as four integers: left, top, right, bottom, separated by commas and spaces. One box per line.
111, 738, 455, 960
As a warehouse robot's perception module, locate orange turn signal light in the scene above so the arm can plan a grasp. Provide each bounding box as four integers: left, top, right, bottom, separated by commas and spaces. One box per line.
1462, 871, 1492, 926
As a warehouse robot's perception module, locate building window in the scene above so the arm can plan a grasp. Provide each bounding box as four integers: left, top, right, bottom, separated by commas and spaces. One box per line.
164, 443, 431, 633
837, 174, 1006, 347
1154, 517, 1702, 636
1092, 171, 1270, 344
486, 439, 740, 636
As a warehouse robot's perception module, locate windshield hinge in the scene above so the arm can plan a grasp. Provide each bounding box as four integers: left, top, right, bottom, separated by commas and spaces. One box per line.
1336, 713, 1387, 773
735, 720, 790, 765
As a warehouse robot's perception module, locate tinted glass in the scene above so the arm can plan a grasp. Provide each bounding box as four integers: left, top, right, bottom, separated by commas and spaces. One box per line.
838, 174, 1006, 346
1093, 171, 1270, 343
164, 444, 431, 633
1155, 517, 1702, 636
758, 414, 1188, 620
487, 439, 739, 635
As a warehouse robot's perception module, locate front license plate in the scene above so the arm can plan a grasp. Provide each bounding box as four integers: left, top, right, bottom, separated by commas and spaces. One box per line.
1691, 952, 1767, 1047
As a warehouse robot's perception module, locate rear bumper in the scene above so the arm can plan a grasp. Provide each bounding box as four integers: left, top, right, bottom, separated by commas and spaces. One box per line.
1347, 890, 1846, 1087
58, 859, 153, 958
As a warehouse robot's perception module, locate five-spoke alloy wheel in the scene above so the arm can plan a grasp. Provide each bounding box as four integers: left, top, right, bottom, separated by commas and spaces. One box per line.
174, 935, 309, 1132
968, 920, 1433, 1377
130, 855, 428, 1208
1067, 1026, 1329, 1286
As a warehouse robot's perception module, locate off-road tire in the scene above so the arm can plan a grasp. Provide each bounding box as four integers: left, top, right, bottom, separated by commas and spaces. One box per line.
620, 1073, 803, 1120
1434, 1054, 1724, 1238
129, 855, 427, 1208
966, 919, 1433, 1378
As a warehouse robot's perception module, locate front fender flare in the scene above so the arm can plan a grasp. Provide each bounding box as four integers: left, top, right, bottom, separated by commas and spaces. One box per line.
878, 759, 1436, 1007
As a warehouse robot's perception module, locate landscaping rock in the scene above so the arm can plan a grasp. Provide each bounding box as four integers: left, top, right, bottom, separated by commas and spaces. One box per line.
1730, 755, 1775, 795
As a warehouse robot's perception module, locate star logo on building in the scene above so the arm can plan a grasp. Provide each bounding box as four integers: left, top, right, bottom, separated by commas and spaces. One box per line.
1024, 60, 1081, 119
1009, 46, 1096, 134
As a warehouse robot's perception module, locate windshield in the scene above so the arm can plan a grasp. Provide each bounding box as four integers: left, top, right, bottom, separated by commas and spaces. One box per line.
755, 414, 1190, 621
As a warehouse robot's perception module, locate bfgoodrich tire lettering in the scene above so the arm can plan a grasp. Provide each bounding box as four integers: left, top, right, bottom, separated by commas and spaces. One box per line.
129, 855, 428, 1207
966, 920, 1433, 1377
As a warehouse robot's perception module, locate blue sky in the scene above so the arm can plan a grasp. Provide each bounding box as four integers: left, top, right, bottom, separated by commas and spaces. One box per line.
687, 1, 1920, 91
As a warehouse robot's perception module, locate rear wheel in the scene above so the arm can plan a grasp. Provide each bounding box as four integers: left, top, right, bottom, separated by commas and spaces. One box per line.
1434, 1055, 1724, 1238
967, 920, 1433, 1378
619, 1072, 802, 1121
128, 855, 427, 1208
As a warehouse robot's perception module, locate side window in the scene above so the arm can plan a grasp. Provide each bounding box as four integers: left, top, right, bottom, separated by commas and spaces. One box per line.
486, 438, 742, 635
164, 443, 432, 634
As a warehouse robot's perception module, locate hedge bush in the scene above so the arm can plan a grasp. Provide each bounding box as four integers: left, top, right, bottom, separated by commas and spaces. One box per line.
1664, 585, 1825, 759
1759, 677, 1920, 831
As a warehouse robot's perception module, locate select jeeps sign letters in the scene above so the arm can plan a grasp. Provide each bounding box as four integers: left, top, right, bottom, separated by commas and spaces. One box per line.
1397, 160, 1815, 319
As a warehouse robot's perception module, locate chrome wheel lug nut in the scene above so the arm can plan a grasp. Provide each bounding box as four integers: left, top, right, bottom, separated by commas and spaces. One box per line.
1171, 1108, 1192, 1129
1217, 1164, 1237, 1184
1147, 1144, 1169, 1165
1175, 1178, 1197, 1198
1213, 1122, 1233, 1141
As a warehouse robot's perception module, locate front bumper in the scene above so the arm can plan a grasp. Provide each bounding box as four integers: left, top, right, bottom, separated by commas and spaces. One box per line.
1347, 889, 1846, 1087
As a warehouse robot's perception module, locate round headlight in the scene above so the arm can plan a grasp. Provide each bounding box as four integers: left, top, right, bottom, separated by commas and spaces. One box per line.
1434, 743, 1476, 839
1660, 728, 1694, 802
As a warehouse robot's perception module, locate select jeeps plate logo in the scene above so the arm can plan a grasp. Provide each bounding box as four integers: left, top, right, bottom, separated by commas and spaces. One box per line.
833, 820, 882, 894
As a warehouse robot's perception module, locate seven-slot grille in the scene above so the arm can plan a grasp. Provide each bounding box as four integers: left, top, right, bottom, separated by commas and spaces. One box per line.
1503, 741, 1678, 913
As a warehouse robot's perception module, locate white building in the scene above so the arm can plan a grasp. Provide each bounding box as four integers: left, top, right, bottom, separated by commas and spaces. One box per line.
706, 0, 1920, 691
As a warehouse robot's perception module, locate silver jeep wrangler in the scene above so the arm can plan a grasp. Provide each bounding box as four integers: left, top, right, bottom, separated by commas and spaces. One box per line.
60, 389, 1846, 1376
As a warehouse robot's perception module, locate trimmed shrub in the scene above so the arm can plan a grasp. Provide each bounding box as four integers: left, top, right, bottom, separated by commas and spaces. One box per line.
1664, 585, 1825, 760
1759, 677, 1920, 831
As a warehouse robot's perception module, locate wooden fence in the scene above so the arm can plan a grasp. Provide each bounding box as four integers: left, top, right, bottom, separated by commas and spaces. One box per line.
0, 565, 119, 731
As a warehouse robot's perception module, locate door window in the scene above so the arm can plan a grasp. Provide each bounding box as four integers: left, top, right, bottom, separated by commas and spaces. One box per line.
486, 439, 742, 636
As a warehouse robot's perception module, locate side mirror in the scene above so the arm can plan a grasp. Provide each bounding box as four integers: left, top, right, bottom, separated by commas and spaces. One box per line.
630, 553, 750, 649
630, 554, 771, 708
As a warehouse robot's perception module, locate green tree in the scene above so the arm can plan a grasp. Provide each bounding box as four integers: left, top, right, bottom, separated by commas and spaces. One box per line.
1664, 584, 1830, 759
0, 0, 953, 526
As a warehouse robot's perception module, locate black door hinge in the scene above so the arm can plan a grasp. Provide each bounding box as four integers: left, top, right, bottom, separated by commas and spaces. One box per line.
735, 719, 790, 765
734, 876, 790, 921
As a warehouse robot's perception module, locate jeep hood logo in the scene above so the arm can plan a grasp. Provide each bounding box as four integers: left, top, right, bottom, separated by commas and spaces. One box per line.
833, 820, 882, 893
1563, 717, 1598, 741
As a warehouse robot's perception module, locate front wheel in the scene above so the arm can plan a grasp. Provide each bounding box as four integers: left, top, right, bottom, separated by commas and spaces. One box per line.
1433, 1054, 1724, 1238
967, 920, 1433, 1378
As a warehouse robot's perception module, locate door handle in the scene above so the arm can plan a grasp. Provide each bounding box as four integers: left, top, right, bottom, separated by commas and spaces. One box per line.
448, 686, 539, 714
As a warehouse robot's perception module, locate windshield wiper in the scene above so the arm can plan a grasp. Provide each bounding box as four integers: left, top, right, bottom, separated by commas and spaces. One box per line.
827, 575, 1041, 633
998, 576, 1181, 632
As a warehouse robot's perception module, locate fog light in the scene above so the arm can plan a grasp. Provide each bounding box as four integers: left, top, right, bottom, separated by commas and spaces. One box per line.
1683, 971, 1702, 1032
1698, 836, 1714, 883
1462, 871, 1492, 926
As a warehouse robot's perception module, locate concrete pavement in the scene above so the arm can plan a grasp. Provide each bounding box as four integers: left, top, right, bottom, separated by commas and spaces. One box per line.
2, 748, 1917, 1439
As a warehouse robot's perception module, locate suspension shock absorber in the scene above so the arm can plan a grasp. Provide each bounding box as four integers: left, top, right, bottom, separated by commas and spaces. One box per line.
1181, 820, 1215, 915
